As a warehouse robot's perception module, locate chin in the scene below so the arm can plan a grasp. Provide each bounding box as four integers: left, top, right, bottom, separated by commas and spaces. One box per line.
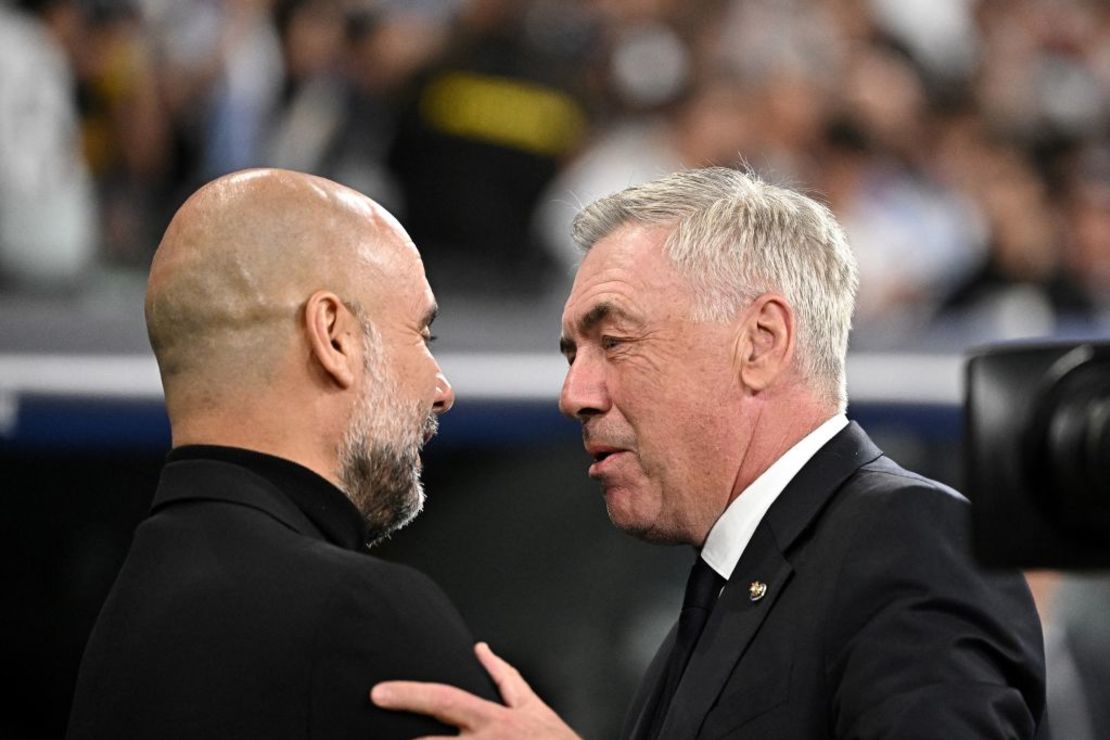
604, 491, 677, 544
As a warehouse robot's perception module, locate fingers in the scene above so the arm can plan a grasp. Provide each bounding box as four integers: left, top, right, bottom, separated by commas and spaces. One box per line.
371, 681, 497, 729
374, 651, 580, 740
475, 642, 531, 708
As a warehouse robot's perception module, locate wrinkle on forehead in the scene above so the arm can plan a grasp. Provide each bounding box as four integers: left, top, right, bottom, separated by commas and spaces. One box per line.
563, 223, 691, 332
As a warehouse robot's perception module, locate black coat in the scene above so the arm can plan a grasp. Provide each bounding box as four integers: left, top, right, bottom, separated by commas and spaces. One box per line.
623, 423, 1046, 739
68, 447, 499, 739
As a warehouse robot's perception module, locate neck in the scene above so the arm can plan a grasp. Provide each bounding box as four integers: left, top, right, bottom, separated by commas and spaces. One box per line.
170, 408, 345, 491
727, 396, 837, 508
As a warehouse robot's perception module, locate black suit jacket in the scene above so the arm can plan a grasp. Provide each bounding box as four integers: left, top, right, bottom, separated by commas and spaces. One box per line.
623, 423, 1046, 739
68, 449, 498, 739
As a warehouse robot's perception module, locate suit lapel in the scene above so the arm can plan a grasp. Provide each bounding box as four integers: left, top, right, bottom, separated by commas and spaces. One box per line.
647, 422, 883, 738
761, 422, 881, 551
660, 524, 792, 739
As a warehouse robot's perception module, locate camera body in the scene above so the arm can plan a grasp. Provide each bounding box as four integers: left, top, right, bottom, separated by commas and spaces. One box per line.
966, 341, 1110, 569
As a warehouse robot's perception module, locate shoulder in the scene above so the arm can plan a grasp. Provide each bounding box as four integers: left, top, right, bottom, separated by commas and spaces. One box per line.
802, 451, 1037, 642
303, 552, 500, 734
826, 455, 972, 542
851, 455, 968, 506
816, 453, 1039, 645
816, 457, 1046, 735
132, 497, 459, 633
298, 543, 476, 646
301, 540, 447, 600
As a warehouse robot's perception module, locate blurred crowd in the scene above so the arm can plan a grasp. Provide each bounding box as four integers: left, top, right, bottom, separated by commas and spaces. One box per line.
1, 0, 1108, 348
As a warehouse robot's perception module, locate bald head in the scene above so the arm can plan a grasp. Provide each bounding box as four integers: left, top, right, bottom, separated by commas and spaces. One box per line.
147, 168, 415, 414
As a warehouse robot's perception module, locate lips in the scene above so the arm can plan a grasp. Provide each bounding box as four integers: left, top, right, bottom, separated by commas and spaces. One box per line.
421, 414, 439, 446
586, 444, 628, 477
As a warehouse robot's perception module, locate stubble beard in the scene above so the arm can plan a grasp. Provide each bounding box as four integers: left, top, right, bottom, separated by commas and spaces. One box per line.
337, 323, 438, 547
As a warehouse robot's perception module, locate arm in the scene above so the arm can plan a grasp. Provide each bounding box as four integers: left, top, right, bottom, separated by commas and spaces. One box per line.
372, 643, 581, 739
827, 475, 1046, 739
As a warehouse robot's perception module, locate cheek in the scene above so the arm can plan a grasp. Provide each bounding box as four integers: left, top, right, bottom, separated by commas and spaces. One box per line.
643, 375, 744, 473
611, 344, 740, 446
396, 351, 439, 400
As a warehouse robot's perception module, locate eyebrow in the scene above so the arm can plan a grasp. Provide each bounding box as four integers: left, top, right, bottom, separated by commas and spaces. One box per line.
559, 335, 575, 356
558, 301, 638, 356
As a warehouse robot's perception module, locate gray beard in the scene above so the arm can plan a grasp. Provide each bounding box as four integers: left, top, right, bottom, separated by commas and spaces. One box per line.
338, 408, 437, 547
336, 317, 438, 547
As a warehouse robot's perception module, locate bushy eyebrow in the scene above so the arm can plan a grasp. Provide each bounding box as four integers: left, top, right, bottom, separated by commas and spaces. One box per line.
581, 302, 620, 332
559, 335, 575, 357
559, 301, 639, 356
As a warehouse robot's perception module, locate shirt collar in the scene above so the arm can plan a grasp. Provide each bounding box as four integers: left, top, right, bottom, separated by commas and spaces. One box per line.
166, 445, 370, 551
700, 414, 848, 580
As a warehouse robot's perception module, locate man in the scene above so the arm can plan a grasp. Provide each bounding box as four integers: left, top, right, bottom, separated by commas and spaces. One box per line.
0, 0, 97, 290
67, 169, 498, 738
372, 167, 1047, 738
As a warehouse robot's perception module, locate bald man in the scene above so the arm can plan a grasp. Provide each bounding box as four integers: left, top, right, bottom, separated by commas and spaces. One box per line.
67, 169, 499, 739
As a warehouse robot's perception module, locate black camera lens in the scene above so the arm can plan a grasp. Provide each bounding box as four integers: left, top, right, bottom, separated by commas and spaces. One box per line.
1026, 345, 1110, 537
966, 340, 1110, 568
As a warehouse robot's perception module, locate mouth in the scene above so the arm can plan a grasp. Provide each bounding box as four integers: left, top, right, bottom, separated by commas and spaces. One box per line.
421, 414, 439, 446
586, 445, 627, 477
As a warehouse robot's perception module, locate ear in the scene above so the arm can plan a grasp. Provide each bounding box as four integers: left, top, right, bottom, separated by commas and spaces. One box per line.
304, 290, 360, 390
734, 293, 795, 393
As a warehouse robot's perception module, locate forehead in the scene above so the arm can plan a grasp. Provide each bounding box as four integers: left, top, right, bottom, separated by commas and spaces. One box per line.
562, 222, 690, 329
382, 253, 436, 324
349, 210, 435, 321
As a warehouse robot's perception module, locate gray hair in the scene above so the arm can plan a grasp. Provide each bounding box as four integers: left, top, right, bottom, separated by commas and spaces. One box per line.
571, 167, 859, 410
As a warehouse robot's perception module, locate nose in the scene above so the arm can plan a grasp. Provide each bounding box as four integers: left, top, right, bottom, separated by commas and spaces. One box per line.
558, 353, 610, 421
433, 370, 455, 414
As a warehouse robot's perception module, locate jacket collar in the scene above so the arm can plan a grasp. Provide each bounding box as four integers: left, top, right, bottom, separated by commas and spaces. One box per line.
761, 421, 882, 555
152, 445, 370, 551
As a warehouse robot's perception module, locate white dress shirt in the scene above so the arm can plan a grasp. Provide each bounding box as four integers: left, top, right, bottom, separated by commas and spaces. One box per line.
700, 414, 849, 581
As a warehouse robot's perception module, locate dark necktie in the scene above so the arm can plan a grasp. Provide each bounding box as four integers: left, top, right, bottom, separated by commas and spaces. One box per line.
644, 556, 726, 739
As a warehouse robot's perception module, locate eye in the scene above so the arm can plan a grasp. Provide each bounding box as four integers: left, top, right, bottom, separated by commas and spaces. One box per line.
600, 335, 623, 350
422, 331, 437, 345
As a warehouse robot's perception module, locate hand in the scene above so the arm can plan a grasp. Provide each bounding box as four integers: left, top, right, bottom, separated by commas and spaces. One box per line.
371, 642, 581, 739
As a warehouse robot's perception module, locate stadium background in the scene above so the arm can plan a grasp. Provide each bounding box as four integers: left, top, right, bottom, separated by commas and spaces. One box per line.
1, 0, 1107, 737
